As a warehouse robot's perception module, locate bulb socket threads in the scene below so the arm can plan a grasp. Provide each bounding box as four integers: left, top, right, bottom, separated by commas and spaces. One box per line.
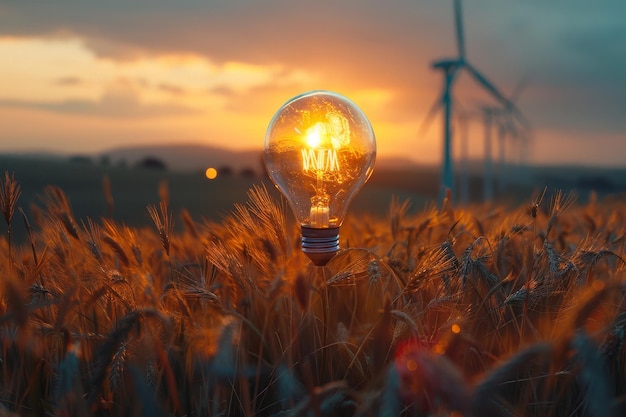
301, 226, 340, 266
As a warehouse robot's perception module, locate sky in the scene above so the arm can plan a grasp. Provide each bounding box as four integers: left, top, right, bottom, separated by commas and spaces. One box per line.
0, 0, 625, 167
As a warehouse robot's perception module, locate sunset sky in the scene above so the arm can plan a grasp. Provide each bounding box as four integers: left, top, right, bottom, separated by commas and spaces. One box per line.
0, 0, 624, 167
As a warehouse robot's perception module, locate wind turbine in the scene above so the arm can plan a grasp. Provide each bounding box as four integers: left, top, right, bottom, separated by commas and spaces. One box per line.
480, 104, 530, 201
450, 98, 473, 205
481, 106, 496, 202
421, 0, 527, 204
456, 110, 471, 204
482, 78, 531, 200
496, 113, 509, 192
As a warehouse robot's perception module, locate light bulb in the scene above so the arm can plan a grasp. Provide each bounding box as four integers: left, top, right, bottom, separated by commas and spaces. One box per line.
264, 90, 376, 266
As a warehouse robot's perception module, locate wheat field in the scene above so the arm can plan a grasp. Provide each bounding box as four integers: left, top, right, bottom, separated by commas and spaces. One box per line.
1, 171, 626, 417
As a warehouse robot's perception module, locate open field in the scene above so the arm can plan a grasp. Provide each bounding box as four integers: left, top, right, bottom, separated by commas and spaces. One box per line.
0, 155, 440, 243
1, 159, 626, 416
3, 155, 625, 238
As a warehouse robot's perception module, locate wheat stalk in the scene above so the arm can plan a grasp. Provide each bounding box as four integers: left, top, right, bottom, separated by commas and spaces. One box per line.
147, 201, 173, 257
0, 172, 21, 274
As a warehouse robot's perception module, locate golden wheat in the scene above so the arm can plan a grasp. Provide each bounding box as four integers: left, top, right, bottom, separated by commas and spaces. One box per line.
0, 176, 625, 416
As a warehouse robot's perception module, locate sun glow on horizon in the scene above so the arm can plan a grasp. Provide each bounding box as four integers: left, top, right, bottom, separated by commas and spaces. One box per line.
0, 35, 429, 162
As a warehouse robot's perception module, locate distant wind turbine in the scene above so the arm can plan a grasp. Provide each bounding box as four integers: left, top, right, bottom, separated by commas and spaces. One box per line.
482, 77, 531, 200
481, 106, 496, 201
420, 0, 527, 204
498, 78, 531, 192
496, 114, 509, 192
449, 98, 473, 205
481, 104, 530, 201
456, 110, 471, 204
499, 114, 532, 192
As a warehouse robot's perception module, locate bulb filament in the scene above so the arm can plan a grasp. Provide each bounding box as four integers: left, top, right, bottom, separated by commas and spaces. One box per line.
309, 193, 330, 227
301, 146, 338, 228
301, 148, 340, 172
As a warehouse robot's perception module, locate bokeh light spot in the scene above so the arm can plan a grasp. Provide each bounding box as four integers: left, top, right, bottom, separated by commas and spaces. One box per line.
406, 359, 418, 372
451, 323, 461, 334
205, 167, 218, 180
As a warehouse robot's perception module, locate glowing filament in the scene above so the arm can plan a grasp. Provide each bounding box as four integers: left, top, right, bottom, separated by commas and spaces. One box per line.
310, 194, 330, 227
301, 148, 339, 172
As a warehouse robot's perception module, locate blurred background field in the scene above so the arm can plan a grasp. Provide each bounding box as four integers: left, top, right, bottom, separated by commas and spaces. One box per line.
2, 149, 626, 246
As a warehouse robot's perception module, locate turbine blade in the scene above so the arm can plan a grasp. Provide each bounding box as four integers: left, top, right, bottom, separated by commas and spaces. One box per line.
503, 113, 520, 139
509, 106, 532, 132
509, 75, 533, 131
510, 73, 532, 103
419, 95, 444, 136
465, 63, 531, 130
464, 62, 508, 105
454, 0, 466, 60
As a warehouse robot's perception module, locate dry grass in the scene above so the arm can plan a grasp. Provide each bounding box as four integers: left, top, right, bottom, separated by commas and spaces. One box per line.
1, 175, 626, 417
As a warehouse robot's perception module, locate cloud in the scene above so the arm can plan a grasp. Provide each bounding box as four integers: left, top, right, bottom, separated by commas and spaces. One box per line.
157, 82, 187, 96
0, 2, 437, 85
55, 76, 82, 86
1, 0, 625, 165
0, 82, 197, 119
1, 1, 623, 85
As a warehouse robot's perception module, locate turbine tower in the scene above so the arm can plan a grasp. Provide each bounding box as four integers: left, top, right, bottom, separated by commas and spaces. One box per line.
421, 0, 526, 204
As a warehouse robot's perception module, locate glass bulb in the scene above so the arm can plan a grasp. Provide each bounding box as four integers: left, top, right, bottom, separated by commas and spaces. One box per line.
264, 90, 376, 266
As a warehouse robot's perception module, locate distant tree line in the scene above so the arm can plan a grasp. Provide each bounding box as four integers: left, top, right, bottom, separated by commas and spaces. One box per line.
68, 154, 259, 177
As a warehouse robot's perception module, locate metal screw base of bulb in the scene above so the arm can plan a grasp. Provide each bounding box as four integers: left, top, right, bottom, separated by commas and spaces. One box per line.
301, 226, 340, 266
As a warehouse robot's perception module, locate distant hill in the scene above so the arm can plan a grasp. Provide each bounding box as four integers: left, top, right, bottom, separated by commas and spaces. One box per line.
374, 156, 424, 170
100, 144, 426, 174
5, 144, 624, 201
2, 143, 423, 174
101, 144, 264, 173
